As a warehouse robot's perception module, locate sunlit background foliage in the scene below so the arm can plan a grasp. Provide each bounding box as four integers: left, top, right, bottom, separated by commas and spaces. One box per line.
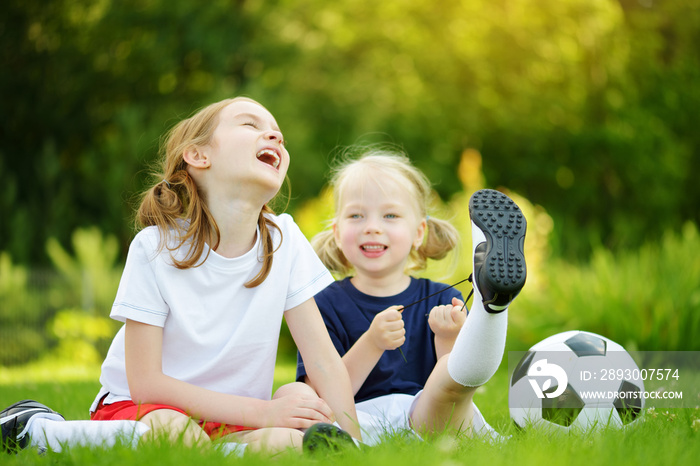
1, 0, 699, 370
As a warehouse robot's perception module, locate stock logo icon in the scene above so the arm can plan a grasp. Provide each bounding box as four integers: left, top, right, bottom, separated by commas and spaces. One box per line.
527, 359, 568, 399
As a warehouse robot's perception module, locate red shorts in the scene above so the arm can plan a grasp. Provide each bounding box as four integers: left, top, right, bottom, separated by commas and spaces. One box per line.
91, 396, 255, 440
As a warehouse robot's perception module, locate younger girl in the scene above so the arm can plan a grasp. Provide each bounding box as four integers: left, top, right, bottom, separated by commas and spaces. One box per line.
297, 149, 527, 444
3, 97, 359, 455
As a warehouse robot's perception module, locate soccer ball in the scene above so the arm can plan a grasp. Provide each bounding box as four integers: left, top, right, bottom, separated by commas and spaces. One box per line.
509, 330, 645, 432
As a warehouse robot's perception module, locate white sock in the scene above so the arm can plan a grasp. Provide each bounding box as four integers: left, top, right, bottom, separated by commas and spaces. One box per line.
25, 416, 150, 453
446, 296, 508, 387
446, 220, 508, 387
218, 442, 248, 456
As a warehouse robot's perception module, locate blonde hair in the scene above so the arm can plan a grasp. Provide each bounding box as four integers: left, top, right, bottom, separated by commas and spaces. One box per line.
313, 148, 459, 276
136, 97, 281, 288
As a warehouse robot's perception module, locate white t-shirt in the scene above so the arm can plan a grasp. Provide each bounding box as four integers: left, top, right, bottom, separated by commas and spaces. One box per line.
90, 213, 333, 412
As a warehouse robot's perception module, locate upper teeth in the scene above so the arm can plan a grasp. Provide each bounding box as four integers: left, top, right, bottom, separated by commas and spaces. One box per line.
256, 149, 280, 168
362, 245, 385, 251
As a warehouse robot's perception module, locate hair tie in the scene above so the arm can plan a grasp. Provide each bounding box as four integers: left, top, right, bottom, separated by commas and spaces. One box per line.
162, 179, 171, 188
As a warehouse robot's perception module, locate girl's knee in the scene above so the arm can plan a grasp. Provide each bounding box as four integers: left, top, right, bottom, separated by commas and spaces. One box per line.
273, 381, 318, 399
139, 409, 209, 447
239, 427, 304, 453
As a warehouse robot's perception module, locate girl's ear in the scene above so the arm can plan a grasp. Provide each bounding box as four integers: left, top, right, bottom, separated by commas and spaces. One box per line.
183, 145, 210, 168
413, 217, 427, 249
332, 222, 342, 251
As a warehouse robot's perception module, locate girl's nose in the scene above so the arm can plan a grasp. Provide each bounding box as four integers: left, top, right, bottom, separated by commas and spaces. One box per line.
264, 130, 284, 143
364, 216, 382, 234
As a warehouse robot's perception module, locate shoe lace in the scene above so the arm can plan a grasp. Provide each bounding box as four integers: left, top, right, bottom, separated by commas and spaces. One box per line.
392, 275, 473, 316
461, 273, 474, 313
395, 275, 474, 364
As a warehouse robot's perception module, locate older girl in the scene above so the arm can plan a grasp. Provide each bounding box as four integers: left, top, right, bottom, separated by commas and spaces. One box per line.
1, 97, 359, 456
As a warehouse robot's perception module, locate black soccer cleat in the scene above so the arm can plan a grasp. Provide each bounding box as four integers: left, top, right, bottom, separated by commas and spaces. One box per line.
469, 189, 527, 313
1, 400, 64, 454
302, 423, 356, 454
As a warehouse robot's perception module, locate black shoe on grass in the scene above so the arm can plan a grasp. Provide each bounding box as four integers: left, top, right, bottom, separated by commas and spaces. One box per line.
1, 400, 64, 454
303, 423, 356, 454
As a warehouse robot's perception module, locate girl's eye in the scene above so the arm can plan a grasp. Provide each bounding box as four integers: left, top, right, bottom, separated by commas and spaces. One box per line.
243, 121, 259, 128
385, 214, 398, 219
349, 214, 362, 219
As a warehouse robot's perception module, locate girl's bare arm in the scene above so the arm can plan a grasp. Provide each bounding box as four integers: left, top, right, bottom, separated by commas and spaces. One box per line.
287, 299, 362, 440
124, 319, 333, 429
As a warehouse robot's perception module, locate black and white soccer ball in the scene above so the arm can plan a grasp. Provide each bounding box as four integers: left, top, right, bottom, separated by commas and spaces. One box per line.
509, 330, 644, 432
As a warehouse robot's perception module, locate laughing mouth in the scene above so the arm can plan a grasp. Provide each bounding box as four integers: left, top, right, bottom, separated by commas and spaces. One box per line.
256, 149, 280, 169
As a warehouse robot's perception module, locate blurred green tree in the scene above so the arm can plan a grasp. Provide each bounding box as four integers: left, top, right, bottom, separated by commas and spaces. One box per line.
252, 0, 700, 258
1, 0, 698, 264
1, 0, 253, 263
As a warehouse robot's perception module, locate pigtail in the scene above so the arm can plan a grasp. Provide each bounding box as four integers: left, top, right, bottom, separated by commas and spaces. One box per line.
136, 167, 219, 269
311, 228, 352, 276
137, 181, 183, 230
411, 216, 460, 271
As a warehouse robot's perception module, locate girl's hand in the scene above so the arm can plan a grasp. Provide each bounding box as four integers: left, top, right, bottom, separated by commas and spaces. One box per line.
367, 305, 405, 351
266, 391, 335, 429
428, 297, 466, 340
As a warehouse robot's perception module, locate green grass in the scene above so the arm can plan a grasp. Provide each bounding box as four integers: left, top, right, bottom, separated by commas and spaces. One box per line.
2, 363, 698, 465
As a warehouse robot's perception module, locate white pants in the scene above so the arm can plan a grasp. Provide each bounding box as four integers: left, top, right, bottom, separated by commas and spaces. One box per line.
355, 391, 501, 446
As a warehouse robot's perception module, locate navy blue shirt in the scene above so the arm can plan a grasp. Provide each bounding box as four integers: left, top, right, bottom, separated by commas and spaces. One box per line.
297, 277, 463, 403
